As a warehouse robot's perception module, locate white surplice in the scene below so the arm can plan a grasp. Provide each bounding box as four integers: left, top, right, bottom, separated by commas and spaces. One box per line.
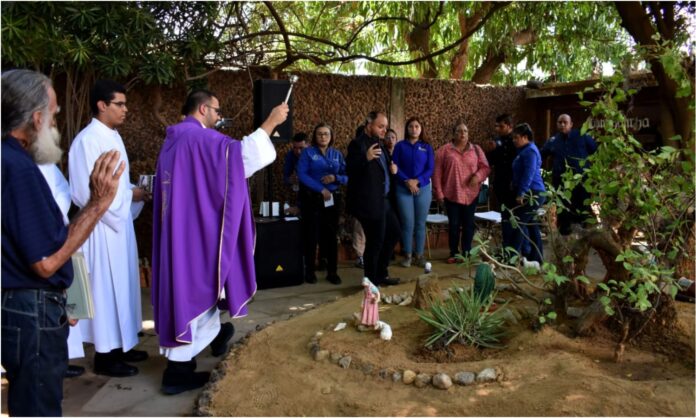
68, 118, 144, 353
160, 127, 276, 361
38, 163, 85, 359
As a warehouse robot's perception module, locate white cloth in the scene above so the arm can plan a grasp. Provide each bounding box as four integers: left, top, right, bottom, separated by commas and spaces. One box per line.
38, 164, 85, 359
160, 127, 274, 361
68, 118, 143, 353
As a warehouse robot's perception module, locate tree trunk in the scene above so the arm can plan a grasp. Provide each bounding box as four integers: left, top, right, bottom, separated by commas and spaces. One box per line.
614, 2, 695, 150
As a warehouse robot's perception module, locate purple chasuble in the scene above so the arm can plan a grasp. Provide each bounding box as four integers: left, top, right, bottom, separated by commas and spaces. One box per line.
152, 116, 256, 348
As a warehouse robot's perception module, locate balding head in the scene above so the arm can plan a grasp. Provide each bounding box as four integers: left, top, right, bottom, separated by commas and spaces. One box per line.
557, 114, 573, 135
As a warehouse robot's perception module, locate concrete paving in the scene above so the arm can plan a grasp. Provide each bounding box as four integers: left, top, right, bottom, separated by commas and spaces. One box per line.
1, 244, 607, 417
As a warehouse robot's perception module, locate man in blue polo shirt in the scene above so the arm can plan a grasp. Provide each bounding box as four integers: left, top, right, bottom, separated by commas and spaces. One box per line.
1, 69, 124, 417
541, 114, 598, 235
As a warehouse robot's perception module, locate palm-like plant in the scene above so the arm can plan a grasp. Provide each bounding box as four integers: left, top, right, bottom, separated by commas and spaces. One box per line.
417, 286, 507, 349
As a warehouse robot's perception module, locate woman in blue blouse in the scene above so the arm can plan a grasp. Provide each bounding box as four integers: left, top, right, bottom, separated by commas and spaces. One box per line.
297, 123, 348, 284
511, 123, 546, 264
392, 117, 435, 267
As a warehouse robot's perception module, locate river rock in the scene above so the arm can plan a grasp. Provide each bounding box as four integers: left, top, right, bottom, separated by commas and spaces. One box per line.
313, 349, 329, 361
399, 295, 413, 306
392, 294, 402, 304
476, 368, 497, 382
392, 371, 402, 382
403, 370, 416, 384
329, 352, 342, 364
338, 356, 352, 369
454, 371, 476, 385
414, 373, 431, 388
432, 373, 453, 389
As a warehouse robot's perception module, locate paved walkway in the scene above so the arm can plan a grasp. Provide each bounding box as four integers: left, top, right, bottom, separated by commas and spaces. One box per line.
1, 246, 607, 416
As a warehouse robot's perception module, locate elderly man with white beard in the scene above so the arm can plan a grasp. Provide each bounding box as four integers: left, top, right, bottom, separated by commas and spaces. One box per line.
1, 69, 125, 417
69, 80, 150, 377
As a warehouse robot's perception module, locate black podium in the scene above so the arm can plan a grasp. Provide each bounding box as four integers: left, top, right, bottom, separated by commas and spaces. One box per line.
254, 217, 304, 289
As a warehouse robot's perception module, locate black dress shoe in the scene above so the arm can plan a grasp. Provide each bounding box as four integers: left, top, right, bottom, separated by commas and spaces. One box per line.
120, 349, 149, 363
64, 365, 85, 378
210, 322, 235, 357
161, 360, 210, 395
376, 277, 401, 286
326, 274, 342, 285
305, 273, 318, 284
94, 358, 139, 377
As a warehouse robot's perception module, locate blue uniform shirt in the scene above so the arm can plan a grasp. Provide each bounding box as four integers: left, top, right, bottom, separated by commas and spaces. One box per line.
512, 142, 545, 198
541, 129, 597, 185
297, 146, 347, 193
2, 136, 73, 289
392, 139, 434, 187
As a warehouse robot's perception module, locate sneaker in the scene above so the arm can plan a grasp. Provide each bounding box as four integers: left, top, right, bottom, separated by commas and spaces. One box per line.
399, 255, 412, 268
413, 255, 426, 268
354, 256, 364, 269
446, 257, 457, 264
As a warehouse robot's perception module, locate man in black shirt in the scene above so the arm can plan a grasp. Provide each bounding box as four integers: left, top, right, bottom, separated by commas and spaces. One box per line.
346, 111, 400, 287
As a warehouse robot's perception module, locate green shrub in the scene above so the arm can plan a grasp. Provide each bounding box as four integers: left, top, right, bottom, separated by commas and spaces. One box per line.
417, 286, 507, 349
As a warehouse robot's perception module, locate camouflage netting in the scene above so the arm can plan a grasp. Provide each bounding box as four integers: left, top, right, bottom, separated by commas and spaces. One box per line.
82, 70, 527, 262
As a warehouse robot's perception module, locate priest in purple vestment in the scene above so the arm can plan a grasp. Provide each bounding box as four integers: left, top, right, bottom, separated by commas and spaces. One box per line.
152, 89, 288, 395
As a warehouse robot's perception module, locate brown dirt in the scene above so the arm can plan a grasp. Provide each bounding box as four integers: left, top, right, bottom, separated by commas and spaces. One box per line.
207, 279, 695, 416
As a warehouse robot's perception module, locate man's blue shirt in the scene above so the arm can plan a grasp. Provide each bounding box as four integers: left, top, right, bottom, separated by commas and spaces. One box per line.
392, 139, 434, 187
541, 129, 597, 185
512, 143, 545, 198
2, 136, 73, 289
296, 146, 347, 193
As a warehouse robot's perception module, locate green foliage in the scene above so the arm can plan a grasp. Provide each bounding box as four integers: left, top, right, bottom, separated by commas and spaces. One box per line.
1, 2, 222, 85
417, 286, 507, 349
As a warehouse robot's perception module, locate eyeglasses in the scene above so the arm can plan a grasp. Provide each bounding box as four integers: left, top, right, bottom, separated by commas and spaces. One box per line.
109, 101, 127, 108
205, 105, 222, 115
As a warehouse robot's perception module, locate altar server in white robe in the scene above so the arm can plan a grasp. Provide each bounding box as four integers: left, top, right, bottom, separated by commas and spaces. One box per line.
38, 163, 87, 378
68, 80, 149, 377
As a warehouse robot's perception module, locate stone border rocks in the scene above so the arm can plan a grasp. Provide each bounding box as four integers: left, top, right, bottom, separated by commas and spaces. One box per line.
307, 328, 502, 392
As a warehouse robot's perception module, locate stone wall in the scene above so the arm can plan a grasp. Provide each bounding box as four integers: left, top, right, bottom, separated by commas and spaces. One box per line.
92, 71, 527, 260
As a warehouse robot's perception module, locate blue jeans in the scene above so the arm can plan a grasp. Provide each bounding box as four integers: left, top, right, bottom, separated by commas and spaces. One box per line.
395, 182, 432, 255
2, 288, 69, 416
511, 192, 546, 263
444, 199, 477, 257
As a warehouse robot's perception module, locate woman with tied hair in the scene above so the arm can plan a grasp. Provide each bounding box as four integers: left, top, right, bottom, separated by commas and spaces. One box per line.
433, 122, 490, 264
392, 117, 435, 268
510, 122, 546, 263
297, 122, 347, 285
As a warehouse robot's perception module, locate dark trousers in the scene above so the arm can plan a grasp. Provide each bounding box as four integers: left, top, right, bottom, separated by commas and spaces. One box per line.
2, 288, 69, 417
558, 184, 592, 235
511, 192, 546, 263
357, 199, 400, 282
301, 191, 340, 277
501, 200, 530, 259
444, 199, 478, 257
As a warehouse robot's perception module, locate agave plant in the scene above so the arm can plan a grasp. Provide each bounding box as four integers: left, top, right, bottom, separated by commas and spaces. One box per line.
416, 286, 507, 349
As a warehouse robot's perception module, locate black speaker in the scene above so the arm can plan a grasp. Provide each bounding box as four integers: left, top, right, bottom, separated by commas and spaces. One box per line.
254, 218, 304, 289
253, 79, 294, 143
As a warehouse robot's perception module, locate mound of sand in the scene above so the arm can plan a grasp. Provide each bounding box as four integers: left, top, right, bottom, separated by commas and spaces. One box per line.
205, 278, 695, 416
